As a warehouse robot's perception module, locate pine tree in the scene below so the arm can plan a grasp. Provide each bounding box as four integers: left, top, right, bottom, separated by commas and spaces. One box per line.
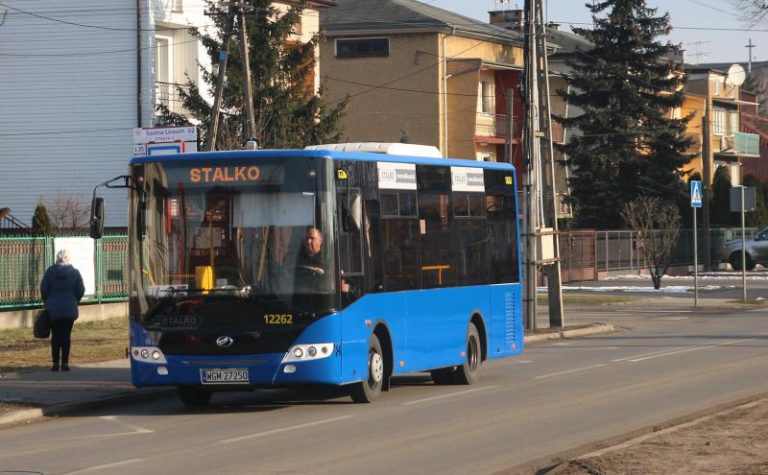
157, 0, 347, 150
31, 203, 53, 236
557, 0, 694, 229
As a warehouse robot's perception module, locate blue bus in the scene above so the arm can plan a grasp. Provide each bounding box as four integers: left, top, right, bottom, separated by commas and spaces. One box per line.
90, 143, 524, 405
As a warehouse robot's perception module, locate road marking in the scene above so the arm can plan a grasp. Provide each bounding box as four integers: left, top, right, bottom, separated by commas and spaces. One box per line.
219, 415, 353, 444
403, 386, 498, 406
614, 338, 758, 363
626, 345, 713, 362
64, 458, 143, 474
533, 363, 608, 380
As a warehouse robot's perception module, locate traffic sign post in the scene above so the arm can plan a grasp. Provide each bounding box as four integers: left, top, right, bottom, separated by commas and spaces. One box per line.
691, 180, 702, 307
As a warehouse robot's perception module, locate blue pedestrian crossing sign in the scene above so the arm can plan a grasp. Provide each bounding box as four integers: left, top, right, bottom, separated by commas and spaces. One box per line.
691, 180, 703, 208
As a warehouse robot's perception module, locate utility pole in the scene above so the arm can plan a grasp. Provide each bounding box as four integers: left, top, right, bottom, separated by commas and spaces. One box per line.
746, 38, 756, 73
702, 99, 712, 271
535, 0, 564, 328
521, 0, 564, 330
522, 0, 539, 331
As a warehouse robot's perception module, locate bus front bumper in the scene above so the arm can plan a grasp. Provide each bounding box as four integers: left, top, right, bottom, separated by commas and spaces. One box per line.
129, 350, 343, 388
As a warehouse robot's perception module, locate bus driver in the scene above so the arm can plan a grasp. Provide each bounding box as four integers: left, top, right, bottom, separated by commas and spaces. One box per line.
297, 227, 325, 276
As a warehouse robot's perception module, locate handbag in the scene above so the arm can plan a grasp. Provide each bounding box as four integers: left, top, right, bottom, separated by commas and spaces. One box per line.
33, 308, 51, 339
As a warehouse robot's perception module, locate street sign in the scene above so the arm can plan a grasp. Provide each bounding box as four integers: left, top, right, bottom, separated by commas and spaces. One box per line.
690, 180, 702, 208
729, 186, 757, 213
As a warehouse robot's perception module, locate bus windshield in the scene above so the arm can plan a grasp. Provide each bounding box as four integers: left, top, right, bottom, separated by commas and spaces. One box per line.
132, 156, 335, 318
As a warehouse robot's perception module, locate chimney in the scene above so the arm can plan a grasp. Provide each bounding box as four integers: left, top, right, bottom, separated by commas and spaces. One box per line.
489, 9, 524, 30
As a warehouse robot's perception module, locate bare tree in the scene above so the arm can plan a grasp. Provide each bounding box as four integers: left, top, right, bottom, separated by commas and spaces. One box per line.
730, 1, 768, 24
44, 193, 90, 232
621, 195, 681, 290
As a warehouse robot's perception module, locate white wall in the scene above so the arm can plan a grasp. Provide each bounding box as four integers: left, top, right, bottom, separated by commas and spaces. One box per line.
0, 0, 208, 228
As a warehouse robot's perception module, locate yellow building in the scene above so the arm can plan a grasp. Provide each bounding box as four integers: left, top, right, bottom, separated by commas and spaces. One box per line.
684, 65, 760, 186
319, 0, 525, 164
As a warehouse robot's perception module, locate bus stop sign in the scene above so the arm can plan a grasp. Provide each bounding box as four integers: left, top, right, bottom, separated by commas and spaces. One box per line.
690, 180, 702, 208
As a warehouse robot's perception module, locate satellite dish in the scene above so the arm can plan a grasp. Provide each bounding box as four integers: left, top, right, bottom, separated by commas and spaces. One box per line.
725, 64, 746, 87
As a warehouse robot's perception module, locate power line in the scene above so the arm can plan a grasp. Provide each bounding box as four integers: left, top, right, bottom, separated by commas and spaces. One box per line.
0, 2, 215, 32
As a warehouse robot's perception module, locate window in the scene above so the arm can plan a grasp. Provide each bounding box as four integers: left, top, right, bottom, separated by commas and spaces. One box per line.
713, 108, 726, 135
335, 38, 389, 58
453, 193, 485, 218
478, 80, 495, 114
381, 192, 417, 217
454, 193, 488, 285
417, 166, 454, 288
485, 170, 519, 284
729, 111, 738, 136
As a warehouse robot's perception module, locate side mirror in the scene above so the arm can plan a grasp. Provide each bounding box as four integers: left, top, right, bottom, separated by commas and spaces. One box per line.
90, 197, 105, 239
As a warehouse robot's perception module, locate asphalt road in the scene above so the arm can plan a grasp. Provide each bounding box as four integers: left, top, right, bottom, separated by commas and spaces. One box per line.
2, 301, 768, 475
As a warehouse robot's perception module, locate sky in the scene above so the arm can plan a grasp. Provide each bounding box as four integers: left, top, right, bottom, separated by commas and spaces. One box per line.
429, 0, 767, 65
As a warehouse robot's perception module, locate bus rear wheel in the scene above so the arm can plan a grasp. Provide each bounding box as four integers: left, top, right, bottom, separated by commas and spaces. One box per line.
178, 386, 212, 407
452, 323, 481, 385
350, 334, 384, 403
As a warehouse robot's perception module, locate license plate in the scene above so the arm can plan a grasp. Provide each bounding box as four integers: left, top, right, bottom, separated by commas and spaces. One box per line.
200, 368, 249, 384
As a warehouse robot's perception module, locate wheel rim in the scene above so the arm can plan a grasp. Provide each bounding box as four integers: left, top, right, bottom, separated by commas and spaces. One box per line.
370, 351, 384, 384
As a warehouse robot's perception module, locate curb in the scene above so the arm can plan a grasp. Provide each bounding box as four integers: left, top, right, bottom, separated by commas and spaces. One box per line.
0, 387, 176, 429
524, 323, 616, 343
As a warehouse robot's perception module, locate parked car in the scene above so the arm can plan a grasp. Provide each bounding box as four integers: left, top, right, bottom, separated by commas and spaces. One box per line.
720, 227, 768, 270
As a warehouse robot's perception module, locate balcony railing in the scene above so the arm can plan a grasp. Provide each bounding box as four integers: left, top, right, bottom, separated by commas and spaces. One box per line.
475, 113, 509, 137
155, 81, 190, 116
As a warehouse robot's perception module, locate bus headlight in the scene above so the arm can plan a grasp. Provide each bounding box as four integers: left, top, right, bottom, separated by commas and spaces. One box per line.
282, 343, 334, 363
131, 346, 167, 364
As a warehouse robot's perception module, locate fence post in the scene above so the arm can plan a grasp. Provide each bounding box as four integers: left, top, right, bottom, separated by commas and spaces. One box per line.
96, 238, 103, 304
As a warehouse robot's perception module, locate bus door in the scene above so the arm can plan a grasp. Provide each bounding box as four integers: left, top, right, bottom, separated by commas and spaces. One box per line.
335, 163, 365, 306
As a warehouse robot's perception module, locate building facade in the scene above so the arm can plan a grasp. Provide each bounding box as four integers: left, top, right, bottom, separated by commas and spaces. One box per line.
0, 0, 331, 228
320, 0, 526, 165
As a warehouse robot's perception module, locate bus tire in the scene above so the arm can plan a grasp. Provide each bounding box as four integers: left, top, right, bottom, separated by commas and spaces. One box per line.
452, 323, 481, 385
178, 386, 212, 406
350, 334, 384, 403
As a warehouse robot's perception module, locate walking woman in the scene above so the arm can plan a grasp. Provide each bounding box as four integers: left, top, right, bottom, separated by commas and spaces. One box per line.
40, 249, 85, 371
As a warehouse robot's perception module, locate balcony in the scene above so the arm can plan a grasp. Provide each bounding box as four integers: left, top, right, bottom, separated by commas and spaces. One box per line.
475, 113, 508, 138
155, 81, 190, 116
713, 132, 760, 158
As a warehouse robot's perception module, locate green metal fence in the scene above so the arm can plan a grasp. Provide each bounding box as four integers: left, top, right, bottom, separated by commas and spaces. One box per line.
0, 234, 128, 309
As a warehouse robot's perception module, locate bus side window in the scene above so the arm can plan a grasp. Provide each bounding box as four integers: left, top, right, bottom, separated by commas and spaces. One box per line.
487, 193, 519, 284
380, 191, 419, 291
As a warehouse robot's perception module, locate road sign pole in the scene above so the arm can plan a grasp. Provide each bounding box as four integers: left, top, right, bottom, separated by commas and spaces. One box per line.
693, 207, 698, 307
691, 180, 702, 307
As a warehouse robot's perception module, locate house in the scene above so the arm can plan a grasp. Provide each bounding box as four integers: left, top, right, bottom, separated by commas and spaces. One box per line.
0, 0, 332, 228
683, 65, 760, 187
319, 0, 526, 165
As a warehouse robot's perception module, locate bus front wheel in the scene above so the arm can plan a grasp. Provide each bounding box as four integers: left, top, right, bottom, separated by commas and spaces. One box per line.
350, 334, 384, 403
178, 386, 212, 407
453, 323, 481, 385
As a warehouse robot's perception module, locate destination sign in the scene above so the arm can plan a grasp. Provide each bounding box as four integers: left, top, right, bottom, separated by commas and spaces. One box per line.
189, 166, 261, 184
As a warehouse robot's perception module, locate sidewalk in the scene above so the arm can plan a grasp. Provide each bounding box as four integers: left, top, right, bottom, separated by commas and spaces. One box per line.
0, 324, 615, 428
0, 359, 174, 428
